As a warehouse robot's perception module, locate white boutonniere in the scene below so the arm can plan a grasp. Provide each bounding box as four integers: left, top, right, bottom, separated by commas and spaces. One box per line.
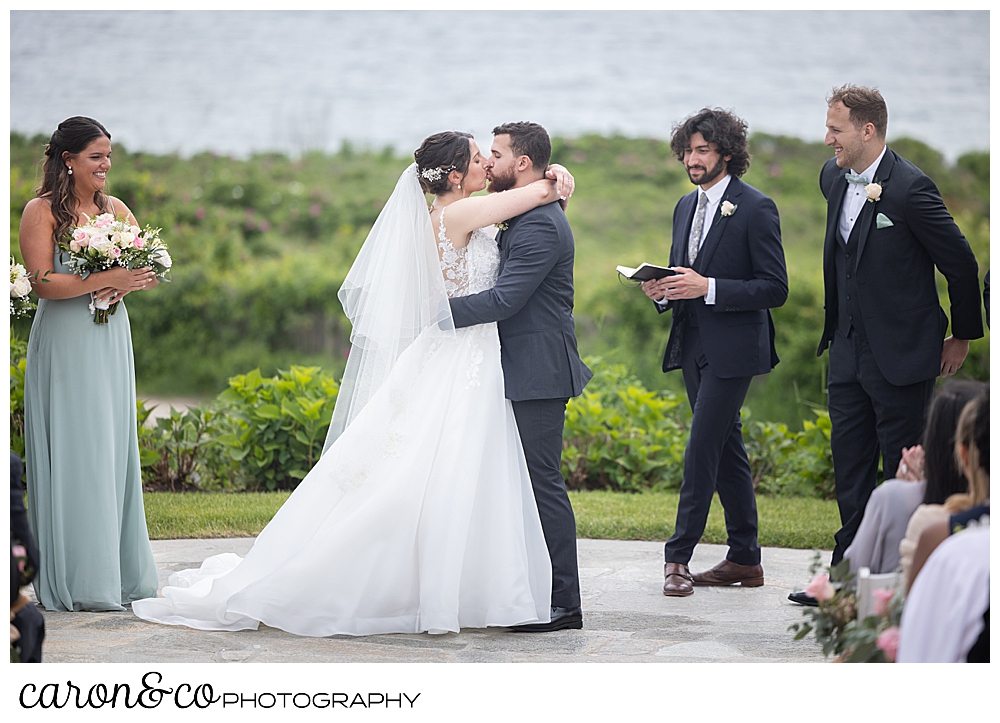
865, 181, 883, 203
720, 201, 737, 217
496, 221, 509, 231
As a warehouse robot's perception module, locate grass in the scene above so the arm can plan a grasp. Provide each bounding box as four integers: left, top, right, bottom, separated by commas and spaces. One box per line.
144, 489, 839, 550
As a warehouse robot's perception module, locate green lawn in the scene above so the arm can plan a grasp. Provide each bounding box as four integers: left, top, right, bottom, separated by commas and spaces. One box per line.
144, 490, 838, 550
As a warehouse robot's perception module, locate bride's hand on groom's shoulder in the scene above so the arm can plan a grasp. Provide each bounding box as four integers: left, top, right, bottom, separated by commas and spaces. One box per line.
545, 164, 574, 200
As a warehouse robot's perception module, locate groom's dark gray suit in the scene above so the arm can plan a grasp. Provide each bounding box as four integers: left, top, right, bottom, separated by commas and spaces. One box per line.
450, 201, 592, 609
657, 176, 787, 567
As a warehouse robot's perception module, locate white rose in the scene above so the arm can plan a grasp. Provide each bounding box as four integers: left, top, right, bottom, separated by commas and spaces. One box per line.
12, 275, 32, 298
865, 182, 882, 201
720, 200, 737, 216
89, 235, 115, 258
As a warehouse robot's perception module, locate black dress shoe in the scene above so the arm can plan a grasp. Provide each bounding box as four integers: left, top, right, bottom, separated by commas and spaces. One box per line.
508, 606, 583, 632
788, 591, 819, 607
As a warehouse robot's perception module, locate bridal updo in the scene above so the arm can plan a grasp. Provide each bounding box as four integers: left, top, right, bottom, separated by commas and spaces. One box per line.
414, 131, 473, 195
39, 116, 112, 244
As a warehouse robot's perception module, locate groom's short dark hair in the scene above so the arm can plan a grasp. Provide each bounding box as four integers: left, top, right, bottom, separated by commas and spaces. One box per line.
493, 121, 551, 172
669, 108, 751, 178
827, 85, 888, 140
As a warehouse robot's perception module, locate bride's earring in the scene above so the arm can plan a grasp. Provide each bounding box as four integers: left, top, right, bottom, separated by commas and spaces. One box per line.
457, 183, 462, 190
67, 166, 73, 175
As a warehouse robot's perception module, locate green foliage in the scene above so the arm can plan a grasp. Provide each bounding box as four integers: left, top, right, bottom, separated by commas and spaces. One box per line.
563, 359, 689, 491
137, 401, 222, 491
9, 334, 27, 458
564, 359, 836, 498
213, 366, 339, 491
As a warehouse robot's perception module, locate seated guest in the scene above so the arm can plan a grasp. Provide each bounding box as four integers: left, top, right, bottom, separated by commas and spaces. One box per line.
896, 525, 989, 662
906, 389, 989, 592
898, 382, 987, 589
10, 452, 44, 663
789, 381, 982, 605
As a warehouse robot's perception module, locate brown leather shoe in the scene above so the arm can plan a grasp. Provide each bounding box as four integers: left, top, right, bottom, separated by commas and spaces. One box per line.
691, 559, 764, 587
663, 562, 694, 597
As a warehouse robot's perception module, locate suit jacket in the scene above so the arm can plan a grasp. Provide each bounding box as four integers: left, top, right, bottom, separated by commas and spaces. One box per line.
658, 176, 788, 378
817, 150, 983, 386
449, 201, 592, 401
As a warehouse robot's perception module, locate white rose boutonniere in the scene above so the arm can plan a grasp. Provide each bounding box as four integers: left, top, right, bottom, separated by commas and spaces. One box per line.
720, 201, 737, 217
865, 181, 883, 203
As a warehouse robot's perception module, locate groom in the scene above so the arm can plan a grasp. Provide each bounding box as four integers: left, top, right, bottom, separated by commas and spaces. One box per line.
450, 121, 592, 632
642, 108, 787, 597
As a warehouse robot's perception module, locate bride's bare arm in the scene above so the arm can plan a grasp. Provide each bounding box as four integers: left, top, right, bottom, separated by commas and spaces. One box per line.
443, 164, 575, 243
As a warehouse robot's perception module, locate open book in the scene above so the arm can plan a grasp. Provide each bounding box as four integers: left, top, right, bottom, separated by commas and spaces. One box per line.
615, 263, 676, 282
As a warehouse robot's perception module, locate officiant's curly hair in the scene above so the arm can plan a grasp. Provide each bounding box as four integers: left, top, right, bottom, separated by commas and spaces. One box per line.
669, 108, 750, 178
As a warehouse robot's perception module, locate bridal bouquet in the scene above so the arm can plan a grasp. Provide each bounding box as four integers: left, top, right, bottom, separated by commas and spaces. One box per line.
10, 257, 35, 319
789, 553, 903, 663
60, 213, 172, 323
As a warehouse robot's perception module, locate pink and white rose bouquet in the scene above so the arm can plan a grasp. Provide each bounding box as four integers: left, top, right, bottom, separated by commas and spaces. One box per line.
59, 213, 171, 323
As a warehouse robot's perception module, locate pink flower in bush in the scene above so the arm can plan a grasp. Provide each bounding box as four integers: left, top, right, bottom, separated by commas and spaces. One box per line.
873, 588, 894, 617
804, 572, 835, 602
877, 626, 900, 662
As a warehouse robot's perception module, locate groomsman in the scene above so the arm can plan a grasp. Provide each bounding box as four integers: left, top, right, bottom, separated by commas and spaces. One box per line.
801, 85, 983, 599
642, 109, 787, 597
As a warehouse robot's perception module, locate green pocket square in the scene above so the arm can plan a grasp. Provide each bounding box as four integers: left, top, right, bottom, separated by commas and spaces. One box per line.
876, 213, 894, 229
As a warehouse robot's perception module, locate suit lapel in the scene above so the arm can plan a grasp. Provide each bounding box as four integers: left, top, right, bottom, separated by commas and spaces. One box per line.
693, 177, 743, 273
855, 150, 896, 264
672, 192, 697, 267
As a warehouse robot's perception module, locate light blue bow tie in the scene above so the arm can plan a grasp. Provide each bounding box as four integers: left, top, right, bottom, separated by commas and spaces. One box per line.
845, 172, 869, 185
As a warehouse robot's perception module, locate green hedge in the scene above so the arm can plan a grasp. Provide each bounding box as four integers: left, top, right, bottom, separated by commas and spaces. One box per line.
7, 353, 837, 498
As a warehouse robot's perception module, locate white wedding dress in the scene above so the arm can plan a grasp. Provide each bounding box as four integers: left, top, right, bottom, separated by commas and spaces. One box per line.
133, 171, 552, 637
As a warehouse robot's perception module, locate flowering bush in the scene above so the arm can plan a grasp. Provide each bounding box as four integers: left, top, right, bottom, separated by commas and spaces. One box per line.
789, 553, 903, 662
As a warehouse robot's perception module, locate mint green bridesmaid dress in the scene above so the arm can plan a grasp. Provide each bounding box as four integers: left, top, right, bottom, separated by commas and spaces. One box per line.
23, 237, 158, 611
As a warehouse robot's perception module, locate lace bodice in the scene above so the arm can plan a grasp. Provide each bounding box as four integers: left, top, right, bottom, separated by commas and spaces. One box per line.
436, 208, 500, 298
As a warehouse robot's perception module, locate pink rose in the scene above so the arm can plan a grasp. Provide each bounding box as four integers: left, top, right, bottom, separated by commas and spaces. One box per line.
95, 216, 112, 228
876, 626, 900, 662
873, 588, 894, 617
134, 236, 146, 250
73, 228, 88, 242
111, 246, 122, 258
804, 572, 835, 602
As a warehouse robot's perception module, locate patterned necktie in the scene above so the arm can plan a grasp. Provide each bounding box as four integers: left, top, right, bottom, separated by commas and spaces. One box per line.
688, 191, 709, 265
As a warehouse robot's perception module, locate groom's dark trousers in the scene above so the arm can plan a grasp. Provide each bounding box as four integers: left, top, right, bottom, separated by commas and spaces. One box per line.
656, 177, 787, 567
817, 151, 983, 564
450, 201, 592, 610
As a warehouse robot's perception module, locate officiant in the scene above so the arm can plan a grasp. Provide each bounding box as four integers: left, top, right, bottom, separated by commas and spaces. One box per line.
641, 108, 787, 597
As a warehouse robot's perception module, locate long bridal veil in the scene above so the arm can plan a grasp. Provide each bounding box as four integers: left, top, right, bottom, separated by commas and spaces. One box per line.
324, 163, 454, 451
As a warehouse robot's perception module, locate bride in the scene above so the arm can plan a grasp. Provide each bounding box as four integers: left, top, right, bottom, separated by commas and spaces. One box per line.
132, 131, 575, 636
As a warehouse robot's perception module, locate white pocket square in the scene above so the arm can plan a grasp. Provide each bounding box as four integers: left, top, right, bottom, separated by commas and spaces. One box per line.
876, 213, 894, 229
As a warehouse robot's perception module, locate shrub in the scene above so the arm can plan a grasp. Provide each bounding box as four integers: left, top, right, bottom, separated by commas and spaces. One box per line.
213, 366, 339, 491
138, 401, 223, 491
10, 334, 27, 459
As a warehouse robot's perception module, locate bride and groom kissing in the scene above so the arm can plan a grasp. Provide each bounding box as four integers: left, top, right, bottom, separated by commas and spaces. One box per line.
134, 121, 594, 635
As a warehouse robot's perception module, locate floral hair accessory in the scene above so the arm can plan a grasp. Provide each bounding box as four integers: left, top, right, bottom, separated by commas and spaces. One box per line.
419, 165, 455, 182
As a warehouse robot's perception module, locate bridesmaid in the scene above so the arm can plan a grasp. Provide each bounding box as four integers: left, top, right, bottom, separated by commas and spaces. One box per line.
18, 117, 159, 611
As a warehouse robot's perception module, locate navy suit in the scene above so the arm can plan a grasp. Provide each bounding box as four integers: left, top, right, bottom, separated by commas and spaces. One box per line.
818, 150, 983, 563
450, 200, 591, 610
657, 177, 788, 566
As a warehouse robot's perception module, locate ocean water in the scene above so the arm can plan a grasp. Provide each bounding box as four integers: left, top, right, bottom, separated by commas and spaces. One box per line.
10, 10, 989, 160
